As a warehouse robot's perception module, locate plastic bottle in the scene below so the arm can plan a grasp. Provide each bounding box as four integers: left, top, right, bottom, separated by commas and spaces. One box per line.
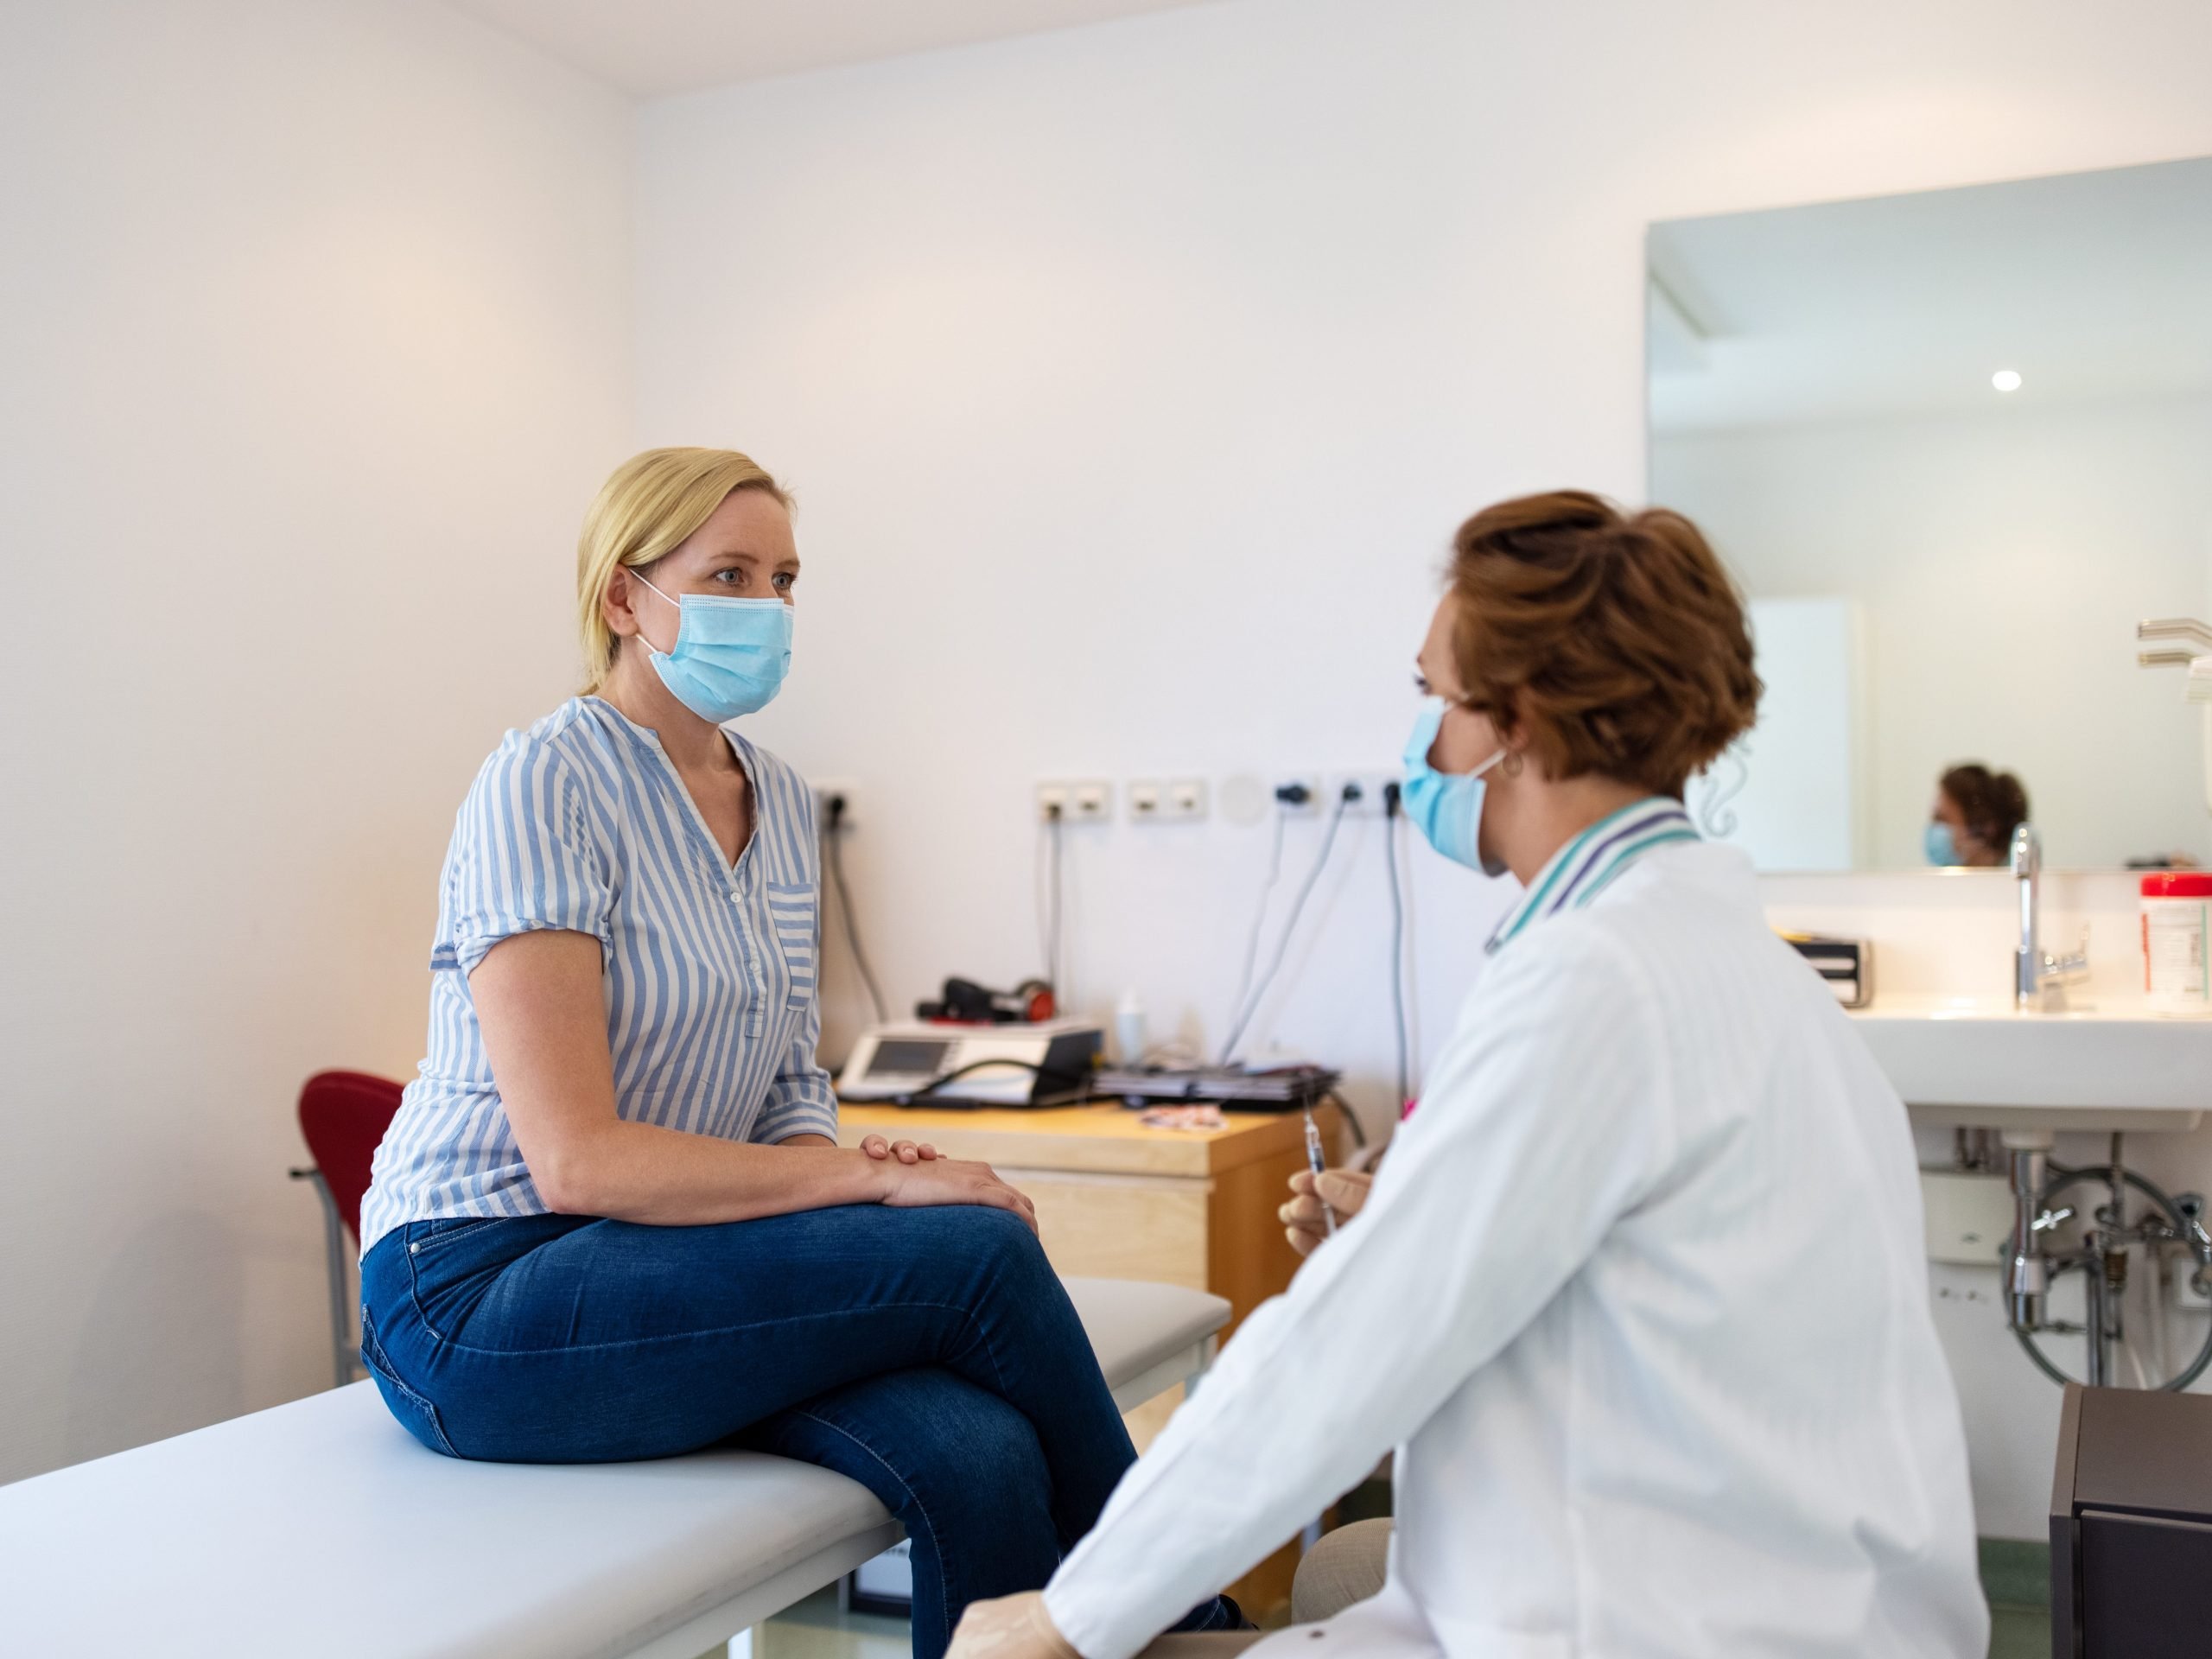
2141, 872, 2212, 1015
1115, 990, 1147, 1065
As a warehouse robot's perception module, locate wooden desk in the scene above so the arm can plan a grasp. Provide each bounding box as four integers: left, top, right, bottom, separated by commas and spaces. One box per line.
837, 1100, 1341, 1343
838, 1098, 1344, 1618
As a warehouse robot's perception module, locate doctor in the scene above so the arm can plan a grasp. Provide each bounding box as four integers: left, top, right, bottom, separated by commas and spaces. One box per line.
950, 491, 1986, 1658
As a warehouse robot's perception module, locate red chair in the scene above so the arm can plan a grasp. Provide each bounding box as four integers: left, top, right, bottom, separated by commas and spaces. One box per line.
289, 1070, 404, 1389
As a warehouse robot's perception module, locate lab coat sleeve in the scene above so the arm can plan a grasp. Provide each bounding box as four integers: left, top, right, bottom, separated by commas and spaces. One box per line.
1041, 923, 1678, 1659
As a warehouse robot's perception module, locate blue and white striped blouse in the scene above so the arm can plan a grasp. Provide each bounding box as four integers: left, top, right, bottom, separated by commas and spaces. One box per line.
358, 696, 838, 1256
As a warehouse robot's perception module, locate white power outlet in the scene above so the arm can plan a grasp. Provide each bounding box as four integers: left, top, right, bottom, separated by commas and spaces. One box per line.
1039, 780, 1111, 823
1128, 779, 1165, 820
1166, 778, 1208, 821
1271, 775, 1322, 817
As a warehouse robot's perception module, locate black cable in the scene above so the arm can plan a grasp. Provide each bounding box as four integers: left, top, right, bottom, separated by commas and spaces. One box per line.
889, 1058, 1090, 1107
823, 797, 888, 1024
1382, 781, 1409, 1110
1319, 1089, 1369, 1150
1224, 808, 1289, 1046
1219, 789, 1353, 1065
1045, 805, 1065, 996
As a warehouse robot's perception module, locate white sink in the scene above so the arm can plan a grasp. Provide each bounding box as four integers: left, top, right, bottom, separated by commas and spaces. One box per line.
1849, 994, 2212, 1129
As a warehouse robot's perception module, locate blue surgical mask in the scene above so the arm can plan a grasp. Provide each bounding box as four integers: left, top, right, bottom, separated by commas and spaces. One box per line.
1402, 697, 1509, 875
1924, 821, 1960, 867
632, 572, 792, 723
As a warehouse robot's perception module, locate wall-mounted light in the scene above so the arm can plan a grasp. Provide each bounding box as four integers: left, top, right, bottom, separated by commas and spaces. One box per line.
1992, 369, 2024, 392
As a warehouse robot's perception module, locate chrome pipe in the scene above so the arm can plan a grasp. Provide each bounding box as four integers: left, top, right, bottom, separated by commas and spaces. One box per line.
2012, 823, 2041, 1009
2007, 1143, 2050, 1332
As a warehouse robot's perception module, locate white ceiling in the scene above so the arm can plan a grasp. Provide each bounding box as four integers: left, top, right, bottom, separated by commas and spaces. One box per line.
1649, 156, 2212, 435
446, 0, 1228, 96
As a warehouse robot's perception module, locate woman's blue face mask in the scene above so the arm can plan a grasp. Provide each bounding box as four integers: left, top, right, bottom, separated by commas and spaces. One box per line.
632, 572, 792, 723
1924, 821, 1961, 867
1402, 697, 1510, 876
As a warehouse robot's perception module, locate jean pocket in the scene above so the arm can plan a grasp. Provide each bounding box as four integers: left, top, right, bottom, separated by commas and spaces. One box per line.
411, 1216, 504, 1247
765, 880, 818, 1010
359, 1310, 460, 1458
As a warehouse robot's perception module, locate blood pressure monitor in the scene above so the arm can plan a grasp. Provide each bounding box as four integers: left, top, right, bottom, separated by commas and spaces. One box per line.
836, 1020, 1103, 1107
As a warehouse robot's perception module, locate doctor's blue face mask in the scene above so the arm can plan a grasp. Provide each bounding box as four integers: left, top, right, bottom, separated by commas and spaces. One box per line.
631, 570, 793, 723
1924, 820, 1961, 867
1402, 697, 1510, 877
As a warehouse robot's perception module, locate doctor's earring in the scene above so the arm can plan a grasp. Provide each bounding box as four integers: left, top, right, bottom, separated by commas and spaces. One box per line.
1501, 753, 1525, 779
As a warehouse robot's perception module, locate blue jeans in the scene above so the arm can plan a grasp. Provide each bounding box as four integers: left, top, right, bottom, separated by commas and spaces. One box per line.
359, 1203, 1233, 1658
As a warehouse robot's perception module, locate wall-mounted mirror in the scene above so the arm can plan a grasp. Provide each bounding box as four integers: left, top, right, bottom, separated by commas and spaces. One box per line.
1647, 158, 2212, 873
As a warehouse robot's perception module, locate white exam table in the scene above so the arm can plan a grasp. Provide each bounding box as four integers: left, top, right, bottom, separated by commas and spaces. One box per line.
0, 1275, 1230, 1659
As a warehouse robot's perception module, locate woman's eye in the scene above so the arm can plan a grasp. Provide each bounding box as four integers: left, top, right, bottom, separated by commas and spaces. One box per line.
773, 574, 796, 592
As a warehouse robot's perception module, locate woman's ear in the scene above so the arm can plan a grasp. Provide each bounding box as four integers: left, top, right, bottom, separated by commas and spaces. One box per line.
603, 566, 642, 639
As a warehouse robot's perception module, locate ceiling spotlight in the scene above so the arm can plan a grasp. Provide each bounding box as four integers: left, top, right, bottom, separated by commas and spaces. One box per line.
1992, 369, 2024, 393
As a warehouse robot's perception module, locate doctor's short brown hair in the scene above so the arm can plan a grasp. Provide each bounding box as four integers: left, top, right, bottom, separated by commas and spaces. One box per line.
1446, 491, 1761, 800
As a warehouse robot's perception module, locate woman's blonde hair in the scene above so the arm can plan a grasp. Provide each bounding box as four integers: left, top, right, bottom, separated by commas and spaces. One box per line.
576, 447, 791, 692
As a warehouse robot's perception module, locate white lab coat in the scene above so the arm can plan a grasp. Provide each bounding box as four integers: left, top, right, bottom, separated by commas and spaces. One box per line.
1042, 840, 1986, 1658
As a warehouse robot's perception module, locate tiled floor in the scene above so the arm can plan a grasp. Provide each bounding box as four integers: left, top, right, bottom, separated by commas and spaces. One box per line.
698, 1587, 910, 1659
1979, 1538, 2050, 1659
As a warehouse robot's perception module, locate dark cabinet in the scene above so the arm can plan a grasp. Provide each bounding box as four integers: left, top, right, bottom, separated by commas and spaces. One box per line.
2050, 1382, 2212, 1656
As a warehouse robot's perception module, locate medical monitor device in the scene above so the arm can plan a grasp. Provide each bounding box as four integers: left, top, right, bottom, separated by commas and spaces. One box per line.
836, 1020, 1103, 1107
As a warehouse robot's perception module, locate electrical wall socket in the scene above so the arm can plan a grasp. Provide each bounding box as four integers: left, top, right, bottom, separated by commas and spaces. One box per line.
1271, 775, 1322, 817
812, 777, 861, 830
1128, 778, 1206, 823
1326, 772, 1400, 818
1038, 780, 1111, 823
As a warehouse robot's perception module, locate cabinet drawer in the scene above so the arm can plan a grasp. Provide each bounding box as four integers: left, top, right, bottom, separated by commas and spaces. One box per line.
1002, 1168, 1211, 1290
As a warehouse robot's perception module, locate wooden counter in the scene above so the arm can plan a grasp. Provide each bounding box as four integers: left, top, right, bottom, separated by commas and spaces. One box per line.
837, 1099, 1341, 1342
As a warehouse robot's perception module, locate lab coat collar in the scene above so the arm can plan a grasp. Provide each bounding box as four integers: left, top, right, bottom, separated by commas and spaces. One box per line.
1485, 796, 1699, 957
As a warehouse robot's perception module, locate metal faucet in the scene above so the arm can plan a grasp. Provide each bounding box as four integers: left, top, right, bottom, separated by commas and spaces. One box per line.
2011, 823, 2088, 1010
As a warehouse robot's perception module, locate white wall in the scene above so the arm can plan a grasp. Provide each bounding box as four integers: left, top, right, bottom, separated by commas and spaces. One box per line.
631, 0, 2212, 1540
0, 1, 630, 1484
1658, 396, 2212, 871
633, 0, 2212, 1117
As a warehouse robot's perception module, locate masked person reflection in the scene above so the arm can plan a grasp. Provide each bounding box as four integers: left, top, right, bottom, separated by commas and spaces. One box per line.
1926, 763, 2029, 868
356, 448, 1241, 1659
950, 493, 1986, 1659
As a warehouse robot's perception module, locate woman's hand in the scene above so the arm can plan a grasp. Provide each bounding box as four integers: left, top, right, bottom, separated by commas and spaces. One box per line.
947, 1591, 1079, 1658
879, 1155, 1039, 1234
859, 1134, 942, 1165
1280, 1168, 1373, 1257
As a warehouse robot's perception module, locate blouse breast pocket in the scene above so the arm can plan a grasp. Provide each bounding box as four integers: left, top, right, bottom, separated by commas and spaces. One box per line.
764, 880, 819, 1011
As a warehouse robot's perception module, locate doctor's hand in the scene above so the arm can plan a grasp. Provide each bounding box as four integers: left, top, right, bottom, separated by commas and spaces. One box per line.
878, 1154, 1039, 1235
1281, 1168, 1373, 1257
946, 1591, 1080, 1659
859, 1134, 942, 1164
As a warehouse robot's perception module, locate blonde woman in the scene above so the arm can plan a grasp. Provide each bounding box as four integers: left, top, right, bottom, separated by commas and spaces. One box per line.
357, 448, 1239, 1659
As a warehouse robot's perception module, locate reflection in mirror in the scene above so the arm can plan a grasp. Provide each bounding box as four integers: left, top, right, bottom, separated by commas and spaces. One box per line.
1648, 158, 2212, 873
